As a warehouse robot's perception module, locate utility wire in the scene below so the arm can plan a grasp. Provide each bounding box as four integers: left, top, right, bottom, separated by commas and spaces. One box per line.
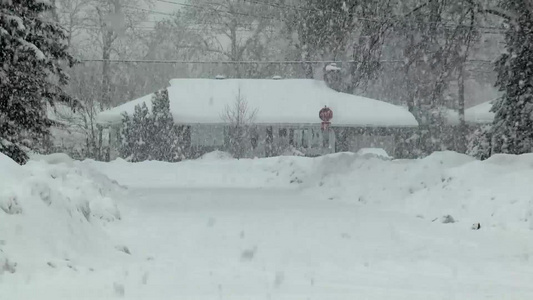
79, 25, 255, 32
123, 5, 175, 16
78, 58, 494, 65
123, 2, 504, 33
156, 0, 276, 20
240, 0, 506, 32
103, 0, 505, 35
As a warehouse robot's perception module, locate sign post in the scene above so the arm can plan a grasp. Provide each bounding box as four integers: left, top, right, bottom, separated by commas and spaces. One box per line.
319, 106, 333, 130
319, 106, 333, 149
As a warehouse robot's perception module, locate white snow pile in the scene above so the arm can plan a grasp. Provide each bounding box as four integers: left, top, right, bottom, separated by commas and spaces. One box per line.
199, 150, 234, 160
93, 155, 311, 189
91, 151, 533, 231
281, 146, 306, 157
306, 151, 533, 230
356, 147, 391, 159
0, 153, 123, 276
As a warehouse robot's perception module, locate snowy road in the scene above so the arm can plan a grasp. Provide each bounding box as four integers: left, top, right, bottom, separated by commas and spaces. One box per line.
106, 186, 533, 300
5, 154, 533, 300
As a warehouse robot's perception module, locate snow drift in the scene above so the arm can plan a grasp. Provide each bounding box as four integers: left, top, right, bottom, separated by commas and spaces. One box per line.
91, 151, 533, 231
0, 153, 123, 276
306, 151, 533, 230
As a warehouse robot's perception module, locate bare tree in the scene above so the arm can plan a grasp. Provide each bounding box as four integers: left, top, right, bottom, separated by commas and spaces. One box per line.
53, 0, 89, 51
53, 65, 107, 160
184, 0, 276, 77
221, 89, 258, 159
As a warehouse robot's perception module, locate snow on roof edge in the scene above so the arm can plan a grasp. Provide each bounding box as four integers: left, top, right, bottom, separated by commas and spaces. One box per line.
96, 79, 418, 128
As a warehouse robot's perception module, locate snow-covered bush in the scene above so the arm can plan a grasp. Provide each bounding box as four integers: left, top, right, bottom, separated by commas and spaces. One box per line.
467, 125, 492, 160
120, 90, 184, 162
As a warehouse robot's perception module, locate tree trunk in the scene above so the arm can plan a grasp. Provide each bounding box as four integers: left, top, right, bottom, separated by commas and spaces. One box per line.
102, 43, 111, 108
457, 60, 467, 153
101, 0, 121, 108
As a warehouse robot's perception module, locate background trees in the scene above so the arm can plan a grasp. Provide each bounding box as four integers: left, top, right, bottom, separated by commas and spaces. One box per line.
5, 0, 532, 161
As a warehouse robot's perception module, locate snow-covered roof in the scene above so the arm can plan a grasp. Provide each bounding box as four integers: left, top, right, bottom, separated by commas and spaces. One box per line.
445, 101, 495, 125
96, 79, 418, 127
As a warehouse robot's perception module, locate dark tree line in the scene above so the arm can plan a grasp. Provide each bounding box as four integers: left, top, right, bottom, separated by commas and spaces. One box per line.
1, 0, 75, 164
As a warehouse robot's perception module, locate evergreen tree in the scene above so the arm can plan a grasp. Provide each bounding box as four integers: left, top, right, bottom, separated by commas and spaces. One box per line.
119, 90, 184, 162
130, 103, 151, 162
491, 1, 533, 154
0, 0, 75, 164
467, 125, 492, 160
150, 89, 183, 162
119, 112, 133, 160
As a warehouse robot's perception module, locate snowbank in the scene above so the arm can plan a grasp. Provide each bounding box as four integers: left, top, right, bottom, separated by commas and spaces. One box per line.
0, 153, 123, 277
199, 150, 233, 161
356, 147, 391, 159
405, 153, 533, 230
305, 151, 533, 230
93, 155, 310, 189
89, 151, 533, 230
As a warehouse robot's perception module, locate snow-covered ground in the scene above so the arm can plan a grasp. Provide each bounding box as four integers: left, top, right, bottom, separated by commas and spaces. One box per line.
2, 151, 533, 299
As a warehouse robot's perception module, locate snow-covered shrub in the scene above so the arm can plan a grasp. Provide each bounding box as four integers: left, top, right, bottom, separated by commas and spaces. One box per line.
120, 89, 184, 162
467, 125, 492, 160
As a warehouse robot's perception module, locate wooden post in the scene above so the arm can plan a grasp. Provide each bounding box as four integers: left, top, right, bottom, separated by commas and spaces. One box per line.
265, 126, 273, 157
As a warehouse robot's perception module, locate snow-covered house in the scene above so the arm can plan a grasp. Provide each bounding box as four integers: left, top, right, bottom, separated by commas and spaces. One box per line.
96, 78, 418, 159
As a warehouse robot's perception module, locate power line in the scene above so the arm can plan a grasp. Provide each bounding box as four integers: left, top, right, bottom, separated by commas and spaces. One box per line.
240, 0, 506, 33
118, 3, 505, 36
78, 25, 255, 32
78, 58, 394, 64
123, 2, 505, 34
78, 58, 494, 65
156, 0, 276, 20
123, 5, 175, 16
125, 3, 276, 25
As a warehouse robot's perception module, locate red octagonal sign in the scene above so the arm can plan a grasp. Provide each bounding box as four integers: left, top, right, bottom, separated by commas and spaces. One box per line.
319, 106, 333, 122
